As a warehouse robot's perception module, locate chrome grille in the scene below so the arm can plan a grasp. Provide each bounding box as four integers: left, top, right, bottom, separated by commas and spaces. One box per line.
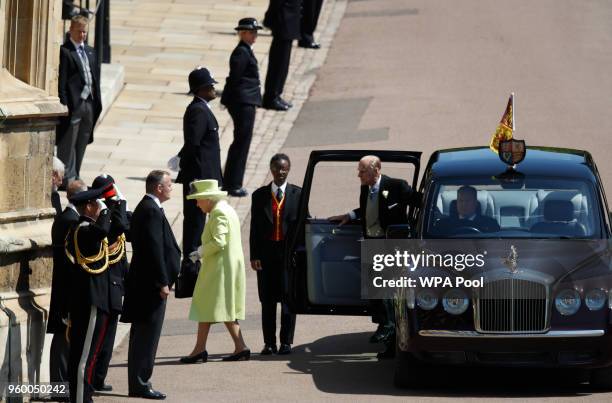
476, 278, 548, 333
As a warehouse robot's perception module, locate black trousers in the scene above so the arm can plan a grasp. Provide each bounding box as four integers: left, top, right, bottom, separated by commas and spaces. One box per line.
223, 104, 256, 189
68, 306, 110, 403
49, 329, 69, 384
182, 183, 206, 259
127, 299, 166, 394
261, 301, 296, 345
263, 37, 293, 103
92, 311, 119, 388
300, 0, 324, 43
369, 299, 394, 327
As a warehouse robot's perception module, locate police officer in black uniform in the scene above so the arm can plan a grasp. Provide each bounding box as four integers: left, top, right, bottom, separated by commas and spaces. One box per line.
90, 174, 130, 393
221, 17, 264, 198
65, 187, 112, 403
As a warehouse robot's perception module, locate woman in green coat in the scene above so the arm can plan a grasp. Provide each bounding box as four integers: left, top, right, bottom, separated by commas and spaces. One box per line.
180, 179, 250, 363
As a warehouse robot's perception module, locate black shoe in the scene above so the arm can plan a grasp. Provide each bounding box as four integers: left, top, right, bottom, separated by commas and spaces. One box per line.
369, 324, 392, 343
260, 344, 277, 355
222, 349, 251, 361
298, 40, 321, 49
278, 343, 292, 355
278, 98, 293, 108
93, 383, 113, 392
128, 388, 166, 400
226, 187, 248, 197
262, 99, 289, 111
180, 350, 208, 363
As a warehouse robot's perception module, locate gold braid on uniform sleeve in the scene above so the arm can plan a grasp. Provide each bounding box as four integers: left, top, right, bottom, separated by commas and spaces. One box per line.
64, 226, 110, 274
108, 233, 126, 264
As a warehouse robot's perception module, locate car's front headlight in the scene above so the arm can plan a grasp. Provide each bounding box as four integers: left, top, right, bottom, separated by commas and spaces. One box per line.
585, 289, 607, 311
416, 289, 438, 310
442, 289, 469, 315
555, 289, 581, 316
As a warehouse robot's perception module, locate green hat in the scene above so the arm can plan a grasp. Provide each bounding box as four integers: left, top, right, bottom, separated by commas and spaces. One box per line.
186, 179, 227, 200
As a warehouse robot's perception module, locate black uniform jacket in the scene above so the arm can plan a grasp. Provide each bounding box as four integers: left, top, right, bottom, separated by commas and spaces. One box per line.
66, 210, 111, 315
263, 0, 302, 40
106, 199, 130, 313
250, 183, 302, 302
56, 39, 102, 145
176, 98, 222, 185
221, 41, 262, 107
353, 174, 414, 236
121, 196, 180, 323
47, 206, 80, 334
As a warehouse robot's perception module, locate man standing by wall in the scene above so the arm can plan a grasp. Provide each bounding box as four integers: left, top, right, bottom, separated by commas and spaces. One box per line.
56, 15, 102, 186
250, 154, 300, 355
262, 0, 302, 111
121, 170, 180, 400
176, 67, 222, 265
221, 18, 264, 198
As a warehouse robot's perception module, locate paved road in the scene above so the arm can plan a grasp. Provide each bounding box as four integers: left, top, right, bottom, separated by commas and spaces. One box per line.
98, 0, 612, 401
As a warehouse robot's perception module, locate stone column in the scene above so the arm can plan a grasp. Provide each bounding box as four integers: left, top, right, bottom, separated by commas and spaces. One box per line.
0, 0, 67, 399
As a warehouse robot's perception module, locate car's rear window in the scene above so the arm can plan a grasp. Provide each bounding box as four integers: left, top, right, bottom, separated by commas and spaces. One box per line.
424, 178, 604, 238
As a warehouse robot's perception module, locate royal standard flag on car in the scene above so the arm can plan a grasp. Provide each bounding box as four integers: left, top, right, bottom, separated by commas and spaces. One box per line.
489, 93, 514, 153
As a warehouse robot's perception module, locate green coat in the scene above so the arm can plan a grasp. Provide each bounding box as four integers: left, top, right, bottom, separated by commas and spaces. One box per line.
189, 200, 245, 322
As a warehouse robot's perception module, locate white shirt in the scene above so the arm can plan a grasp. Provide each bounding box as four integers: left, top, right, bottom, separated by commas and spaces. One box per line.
271, 181, 287, 199
67, 203, 78, 215
145, 193, 162, 209
195, 96, 212, 110
69, 37, 84, 50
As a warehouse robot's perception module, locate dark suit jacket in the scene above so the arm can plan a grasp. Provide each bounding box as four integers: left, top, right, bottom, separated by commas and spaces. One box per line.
250, 183, 301, 302
121, 196, 180, 323
106, 199, 130, 313
56, 39, 102, 145
176, 98, 222, 185
47, 206, 80, 334
66, 210, 111, 315
436, 215, 501, 234
263, 0, 302, 40
221, 41, 262, 107
353, 174, 413, 236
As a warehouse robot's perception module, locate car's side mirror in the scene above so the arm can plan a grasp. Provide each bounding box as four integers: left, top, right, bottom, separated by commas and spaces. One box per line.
386, 224, 412, 239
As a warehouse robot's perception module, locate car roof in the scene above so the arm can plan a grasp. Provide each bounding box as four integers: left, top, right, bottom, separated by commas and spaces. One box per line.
427, 146, 598, 181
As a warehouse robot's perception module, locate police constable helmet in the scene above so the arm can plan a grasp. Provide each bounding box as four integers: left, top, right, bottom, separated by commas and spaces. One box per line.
188, 67, 218, 94
234, 17, 263, 31
92, 174, 116, 199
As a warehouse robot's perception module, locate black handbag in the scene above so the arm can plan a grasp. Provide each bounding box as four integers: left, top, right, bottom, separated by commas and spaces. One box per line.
174, 260, 200, 298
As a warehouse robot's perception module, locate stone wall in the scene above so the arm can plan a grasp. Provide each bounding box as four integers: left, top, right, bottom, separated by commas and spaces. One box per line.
0, 0, 67, 399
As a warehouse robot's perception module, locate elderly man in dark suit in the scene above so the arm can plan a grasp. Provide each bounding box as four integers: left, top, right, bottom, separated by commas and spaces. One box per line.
329, 155, 415, 359
121, 170, 180, 400
57, 15, 102, 186
262, 0, 302, 111
221, 18, 264, 197
250, 153, 301, 355
47, 179, 87, 387
176, 67, 222, 266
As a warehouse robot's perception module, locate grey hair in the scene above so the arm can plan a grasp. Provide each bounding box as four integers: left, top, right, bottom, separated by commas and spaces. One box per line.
53, 156, 65, 175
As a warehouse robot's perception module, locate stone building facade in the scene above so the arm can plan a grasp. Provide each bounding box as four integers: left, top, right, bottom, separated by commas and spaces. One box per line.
0, 0, 68, 397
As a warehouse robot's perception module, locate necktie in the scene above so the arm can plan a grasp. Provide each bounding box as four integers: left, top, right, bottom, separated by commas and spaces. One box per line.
77, 45, 93, 99
369, 187, 376, 200
276, 188, 283, 201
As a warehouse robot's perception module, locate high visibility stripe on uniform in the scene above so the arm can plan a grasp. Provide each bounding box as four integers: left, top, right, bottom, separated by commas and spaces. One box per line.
77, 305, 97, 403
86, 313, 110, 384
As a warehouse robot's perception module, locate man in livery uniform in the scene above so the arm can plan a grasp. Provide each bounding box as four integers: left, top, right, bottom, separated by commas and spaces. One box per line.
64, 187, 112, 403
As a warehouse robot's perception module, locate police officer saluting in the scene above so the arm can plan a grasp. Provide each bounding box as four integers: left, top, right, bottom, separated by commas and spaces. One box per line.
65, 186, 112, 403
90, 174, 131, 393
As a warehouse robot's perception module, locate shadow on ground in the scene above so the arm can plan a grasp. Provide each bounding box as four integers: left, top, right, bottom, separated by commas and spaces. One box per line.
285, 332, 604, 398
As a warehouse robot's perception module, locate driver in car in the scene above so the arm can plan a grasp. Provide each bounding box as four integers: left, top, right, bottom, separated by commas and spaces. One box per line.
435, 186, 500, 234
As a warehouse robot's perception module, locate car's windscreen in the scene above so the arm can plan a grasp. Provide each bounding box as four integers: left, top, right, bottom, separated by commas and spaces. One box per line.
424, 178, 604, 239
